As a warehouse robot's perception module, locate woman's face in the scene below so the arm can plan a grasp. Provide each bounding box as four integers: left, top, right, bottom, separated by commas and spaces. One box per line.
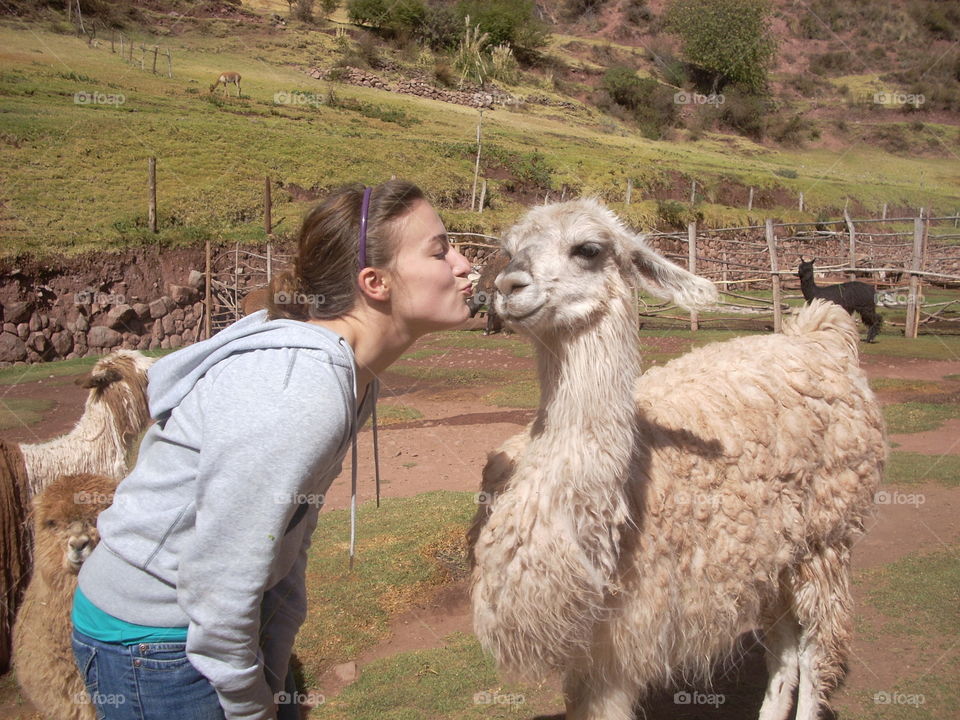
386, 200, 473, 335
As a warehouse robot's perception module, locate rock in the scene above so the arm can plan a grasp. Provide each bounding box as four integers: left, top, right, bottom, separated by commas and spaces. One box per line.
51, 330, 73, 356
0, 333, 27, 363
133, 303, 151, 319
149, 296, 176, 319
162, 314, 176, 335
74, 314, 89, 332
187, 270, 205, 290
168, 334, 182, 347
106, 304, 138, 330
87, 326, 122, 348
332, 661, 358, 684
149, 339, 161, 350
16, 323, 29, 341
171, 308, 185, 322
26, 332, 49, 354
169, 284, 198, 305
136, 336, 151, 351
174, 320, 184, 334
151, 321, 164, 340
3, 301, 32, 325
28, 313, 42, 332
2, 323, 15, 334
160, 337, 171, 350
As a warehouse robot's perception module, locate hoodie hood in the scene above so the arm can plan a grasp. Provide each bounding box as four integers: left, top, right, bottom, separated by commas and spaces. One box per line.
148, 310, 354, 421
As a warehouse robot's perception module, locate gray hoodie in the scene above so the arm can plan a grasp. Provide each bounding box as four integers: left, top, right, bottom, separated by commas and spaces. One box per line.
78, 310, 376, 720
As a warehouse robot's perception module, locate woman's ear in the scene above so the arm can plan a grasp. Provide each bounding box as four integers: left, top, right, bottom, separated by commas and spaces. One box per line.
358, 267, 391, 302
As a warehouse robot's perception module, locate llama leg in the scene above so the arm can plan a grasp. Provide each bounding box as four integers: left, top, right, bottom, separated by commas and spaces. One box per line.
758, 611, 801, 720
791, 547, 854, 720
563, 668, 636, 720
860, 308, 882, 343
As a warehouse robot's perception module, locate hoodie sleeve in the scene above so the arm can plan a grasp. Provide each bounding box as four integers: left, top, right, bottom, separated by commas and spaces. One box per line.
177, 347, 352, 720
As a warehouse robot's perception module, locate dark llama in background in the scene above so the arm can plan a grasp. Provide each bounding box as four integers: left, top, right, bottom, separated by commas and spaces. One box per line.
798, 258, 883, 342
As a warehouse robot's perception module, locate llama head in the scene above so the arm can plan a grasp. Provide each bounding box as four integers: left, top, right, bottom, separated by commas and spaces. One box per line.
32, 473, 113, 581
75, 350, 154, 449
798, 257, 817, 278
494, 198, 717, 336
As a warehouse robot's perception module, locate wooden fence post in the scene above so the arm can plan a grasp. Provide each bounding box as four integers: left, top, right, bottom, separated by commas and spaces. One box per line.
147, 157, 157, 233
766, 219, 782, 333
151, 45, 158, 74
904, 216, 924, 339
264, 176, 272, 236
843, 207, 857, 280
470, 109, 483, 212
625, 178, 632, 206
478, 179, 487, 213
798, 192, 804, 212
266, 243, 272, 284
204, 239, 212, 340
747, 187, 753, 211
688, 221, 698, 331
690, 180, 696, 204
165, 49, 173, 78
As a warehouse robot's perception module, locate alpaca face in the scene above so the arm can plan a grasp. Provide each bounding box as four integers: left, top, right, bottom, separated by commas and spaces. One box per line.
78, 350, 154, 447
495, 199, 717, 336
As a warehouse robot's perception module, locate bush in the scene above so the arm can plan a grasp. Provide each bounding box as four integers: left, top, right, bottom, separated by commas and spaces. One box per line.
716, 88, 769, 140
625, 0, 652, 24
293, 0, 314, 22
656, 199, 701, 230
455, 0, 549, 65
601, 66, 677, 138
665, 0, 776, 94
564, 0, 607, 20
347, 0, 427, 37
808, 51, 854, 76
769, 114, 819, 147
422, 2, 461, 50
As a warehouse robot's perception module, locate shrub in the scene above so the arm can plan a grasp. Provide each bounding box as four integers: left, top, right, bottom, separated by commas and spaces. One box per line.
455, 0, 549, 65
625, 0, 652, 24
347, 0, 427, 38
564, 0, 607, 20
489, 44, 519, 85
665, 0, 776, 94
769, 114, 819, 147
294, 0, 314, 22
453, 17, 489, 87
422, 2, 461, 50
656, 199, 700, 230
808, 51, 854, 76
716, 87, 769, 140
601, 66, 677, 138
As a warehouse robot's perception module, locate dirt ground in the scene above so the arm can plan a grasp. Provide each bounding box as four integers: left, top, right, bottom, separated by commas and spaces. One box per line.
1, 330, 957, 719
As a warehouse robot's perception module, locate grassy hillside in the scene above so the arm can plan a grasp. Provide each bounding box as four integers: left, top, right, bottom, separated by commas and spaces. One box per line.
0, 1, 958, 257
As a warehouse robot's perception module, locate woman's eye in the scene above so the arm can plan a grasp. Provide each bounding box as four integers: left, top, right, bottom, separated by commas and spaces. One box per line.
573, 243, 602, 258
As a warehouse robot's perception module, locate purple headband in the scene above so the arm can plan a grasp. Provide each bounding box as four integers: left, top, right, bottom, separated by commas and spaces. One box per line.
358, 186, 372, 269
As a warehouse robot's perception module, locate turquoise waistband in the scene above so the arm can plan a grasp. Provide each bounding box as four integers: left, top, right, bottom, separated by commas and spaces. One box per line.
72, 586, 188, 645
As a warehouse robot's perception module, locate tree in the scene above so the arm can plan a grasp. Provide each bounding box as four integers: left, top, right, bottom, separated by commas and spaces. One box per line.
665, 0, 776, 94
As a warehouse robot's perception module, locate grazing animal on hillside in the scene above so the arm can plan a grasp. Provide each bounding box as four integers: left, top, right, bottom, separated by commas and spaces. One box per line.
466, 251, 509, 335
798, 257, 882, 342
0, 350, 151, 672
210, 71, 242, 96
469, 199, 886, 720
13, 473, 114, 720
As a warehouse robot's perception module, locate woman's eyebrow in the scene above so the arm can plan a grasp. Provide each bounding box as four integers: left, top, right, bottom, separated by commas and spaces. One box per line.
430, 232, 450, 250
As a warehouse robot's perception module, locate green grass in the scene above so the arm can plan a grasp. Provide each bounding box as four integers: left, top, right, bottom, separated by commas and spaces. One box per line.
0, 396, 55, 430
849, 547, 960, 720
0, 348, 170, 387
370, 403, 423, 426
870, 377, 947, 394
312, 632, 562, 720
484, 376, 539, 409
421, 331, 534, 358
388, 365, 508, 385
884, 402, 960, 434
295, 491, 475, 684
885, 451, 960, 486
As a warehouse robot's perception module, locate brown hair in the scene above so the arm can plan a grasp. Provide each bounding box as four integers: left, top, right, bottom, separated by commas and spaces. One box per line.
268, 180, 426, 321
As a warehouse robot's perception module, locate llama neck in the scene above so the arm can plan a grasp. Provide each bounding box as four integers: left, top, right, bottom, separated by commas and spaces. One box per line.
22, 400, 125, 496
800, 273, 819, 301
532, 296, 640, 461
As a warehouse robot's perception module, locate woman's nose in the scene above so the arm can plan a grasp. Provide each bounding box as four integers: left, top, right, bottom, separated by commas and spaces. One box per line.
449, 247, 471, 275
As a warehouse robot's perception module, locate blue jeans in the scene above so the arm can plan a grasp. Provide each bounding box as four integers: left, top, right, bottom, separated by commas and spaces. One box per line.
72, 629, 300, 720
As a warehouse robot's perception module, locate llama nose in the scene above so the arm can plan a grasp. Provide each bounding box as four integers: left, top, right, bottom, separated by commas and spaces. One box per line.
495, 270, 532, 295
70, 536, 90, 553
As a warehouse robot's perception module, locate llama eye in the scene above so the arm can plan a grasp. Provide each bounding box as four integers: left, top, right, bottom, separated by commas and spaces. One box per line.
572, 243, 602, 259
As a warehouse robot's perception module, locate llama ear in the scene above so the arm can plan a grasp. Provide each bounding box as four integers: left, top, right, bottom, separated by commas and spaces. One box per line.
77, 367, 122, 390
630, 239, 717, 311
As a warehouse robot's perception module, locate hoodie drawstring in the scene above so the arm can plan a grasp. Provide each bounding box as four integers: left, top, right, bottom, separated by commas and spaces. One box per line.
349, 376, 381, 571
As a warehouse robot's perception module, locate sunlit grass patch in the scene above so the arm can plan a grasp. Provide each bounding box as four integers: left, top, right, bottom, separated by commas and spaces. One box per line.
884, 402, 960, 434
885, 451, 960, 487
0, 397, 55, 430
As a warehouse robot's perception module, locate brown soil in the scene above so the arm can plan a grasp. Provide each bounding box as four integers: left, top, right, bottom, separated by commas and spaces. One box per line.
1, 343, 957, 719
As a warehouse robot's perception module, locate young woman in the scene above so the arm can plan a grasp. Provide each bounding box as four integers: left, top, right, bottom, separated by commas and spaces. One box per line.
72, 180, 473, 720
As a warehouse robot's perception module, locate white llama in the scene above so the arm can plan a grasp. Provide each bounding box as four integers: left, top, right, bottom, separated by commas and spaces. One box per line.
468, 199, 886, 720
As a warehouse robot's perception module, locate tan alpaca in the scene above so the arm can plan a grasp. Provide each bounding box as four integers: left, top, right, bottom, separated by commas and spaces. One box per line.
469, 199, 886, 720
210, 71, 241, 96
13, 473, 115, 720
